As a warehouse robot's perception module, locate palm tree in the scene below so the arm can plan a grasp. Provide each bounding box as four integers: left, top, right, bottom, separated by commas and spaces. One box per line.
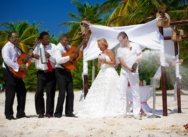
100, 0, 119, 14
131, 0, 188, 23
59, 0, 106, 46
102, 0, 139, 26
0, 31, 8, 49
103, 0, 188, 25
103, 0, 188, 61
0, 21, 41, 53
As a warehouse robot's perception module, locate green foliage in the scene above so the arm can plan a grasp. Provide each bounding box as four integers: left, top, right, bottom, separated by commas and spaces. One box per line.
0, 31, 8, 48
139, 60, 158, 85
72, 59, 84, 89
87, 59, 99, 87
24, 64, 38, 91
60, 0, 108, 46
179, 39, 188, 67
71, 58, 99, 90
50, 34, 60, 45
0, 21, 40, 53
179, 65, 188, 90
165, 67, 175, 89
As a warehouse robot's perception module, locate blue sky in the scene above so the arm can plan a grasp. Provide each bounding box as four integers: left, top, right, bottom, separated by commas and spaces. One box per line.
0, 0, 107, 38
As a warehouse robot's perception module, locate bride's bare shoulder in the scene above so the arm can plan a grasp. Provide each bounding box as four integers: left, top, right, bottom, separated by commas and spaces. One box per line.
105, 49, 113, 54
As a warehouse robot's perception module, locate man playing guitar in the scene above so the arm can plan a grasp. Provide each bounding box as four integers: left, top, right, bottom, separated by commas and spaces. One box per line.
54, 34, 78, 118
2, 32, 29, 120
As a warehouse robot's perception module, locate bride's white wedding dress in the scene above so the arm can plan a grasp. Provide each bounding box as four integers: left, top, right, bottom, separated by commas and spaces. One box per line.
76, 54, 122, 118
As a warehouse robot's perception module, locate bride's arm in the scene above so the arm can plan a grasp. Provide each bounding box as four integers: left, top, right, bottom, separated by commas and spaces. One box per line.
97, 57, 102, 69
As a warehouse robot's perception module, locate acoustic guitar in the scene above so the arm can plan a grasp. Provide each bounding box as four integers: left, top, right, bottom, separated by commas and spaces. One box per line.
61, 23, 90, 70
9, 38, 40, 79
61, 39, 85, 70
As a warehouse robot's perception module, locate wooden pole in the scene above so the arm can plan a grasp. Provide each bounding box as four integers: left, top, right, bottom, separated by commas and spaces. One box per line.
82, 38, 89, 98
163, 19, 188, 113
176, 78, 181, 113
164, 35, 188, 40
84, 75, 88, 98
174, 42, 182, 113
81, 20, 91, 98
170, 20, 188, 25
158, 26, 168, 116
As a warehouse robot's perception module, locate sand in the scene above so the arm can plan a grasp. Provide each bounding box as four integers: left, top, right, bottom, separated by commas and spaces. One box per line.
0, 90, 188, 137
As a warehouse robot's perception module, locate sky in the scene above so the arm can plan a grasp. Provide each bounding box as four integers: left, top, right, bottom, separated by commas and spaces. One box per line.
0, 0, 107, 38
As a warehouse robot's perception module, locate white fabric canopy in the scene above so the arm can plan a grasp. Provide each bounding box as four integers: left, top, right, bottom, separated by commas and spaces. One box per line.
80, 18, 180, 101
84, 19, 166, 62
82, 19, 177, 75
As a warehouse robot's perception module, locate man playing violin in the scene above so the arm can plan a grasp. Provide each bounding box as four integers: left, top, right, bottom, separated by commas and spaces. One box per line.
2, 32, 29, 120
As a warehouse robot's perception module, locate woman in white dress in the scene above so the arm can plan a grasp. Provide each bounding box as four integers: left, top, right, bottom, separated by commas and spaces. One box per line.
76, 38, 122, 118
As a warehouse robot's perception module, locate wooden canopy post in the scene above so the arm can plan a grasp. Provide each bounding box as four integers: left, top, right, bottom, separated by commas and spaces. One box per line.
158, 26, 168, 116
79, 19, 91, 99
174, 42, 181, 113
157, 9, 188, 116
164, 19, 188, 113
83, 75, 88, 98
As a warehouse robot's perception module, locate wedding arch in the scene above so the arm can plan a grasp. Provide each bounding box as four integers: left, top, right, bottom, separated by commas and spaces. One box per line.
80, 17, 188, 116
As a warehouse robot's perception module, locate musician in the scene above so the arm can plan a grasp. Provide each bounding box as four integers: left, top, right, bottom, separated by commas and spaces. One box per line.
2, 32, 29, 120
32, 31, 56, 118
54, 34, 77, 118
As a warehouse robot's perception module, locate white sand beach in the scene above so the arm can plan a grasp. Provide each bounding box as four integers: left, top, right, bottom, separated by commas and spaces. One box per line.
0, 90, 188, 137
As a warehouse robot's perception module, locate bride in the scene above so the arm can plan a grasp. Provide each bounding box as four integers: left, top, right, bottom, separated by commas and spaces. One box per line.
76, 38, 122, 118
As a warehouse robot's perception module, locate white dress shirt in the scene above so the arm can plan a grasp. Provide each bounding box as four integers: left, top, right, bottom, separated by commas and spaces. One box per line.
2, 41, 21, 72
54, 43, 71, 68
32, 43, 56, 70
117, 42, 142, 73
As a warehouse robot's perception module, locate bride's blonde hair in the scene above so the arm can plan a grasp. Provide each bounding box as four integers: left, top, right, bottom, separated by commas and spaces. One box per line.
97, 38, 108, 48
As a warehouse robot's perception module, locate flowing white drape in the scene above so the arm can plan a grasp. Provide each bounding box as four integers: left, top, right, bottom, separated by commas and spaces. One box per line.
84, 19, 165, 63
81, 19, 180, 94
83, 19, 180, 73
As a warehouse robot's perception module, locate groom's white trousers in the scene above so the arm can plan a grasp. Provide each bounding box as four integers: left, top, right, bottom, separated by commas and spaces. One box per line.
120, 70, 141, 116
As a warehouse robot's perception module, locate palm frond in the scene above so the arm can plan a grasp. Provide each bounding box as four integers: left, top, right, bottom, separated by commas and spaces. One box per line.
59, 21, 80, 26
19, 26, 38, 40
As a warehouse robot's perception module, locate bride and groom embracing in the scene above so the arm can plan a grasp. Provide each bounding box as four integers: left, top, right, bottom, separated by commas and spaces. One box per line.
76, 32, 142, 119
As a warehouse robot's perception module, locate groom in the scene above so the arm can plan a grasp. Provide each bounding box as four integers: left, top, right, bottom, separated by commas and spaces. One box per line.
116, 31, 142, 120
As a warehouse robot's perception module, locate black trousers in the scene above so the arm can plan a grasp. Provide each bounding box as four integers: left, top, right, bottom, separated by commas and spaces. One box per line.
2, 68, 27, 118
35, 70, 56, 115
54, 68, 74, 116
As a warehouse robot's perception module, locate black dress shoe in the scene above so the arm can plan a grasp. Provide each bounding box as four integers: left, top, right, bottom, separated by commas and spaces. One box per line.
16, 114, 30, 119
6, 116, 16, 120
54, 113, 62, 118
54, 116, 62, 118
46, 114, 53, 118
38, 114, 44, 118
65, 114, 77, 118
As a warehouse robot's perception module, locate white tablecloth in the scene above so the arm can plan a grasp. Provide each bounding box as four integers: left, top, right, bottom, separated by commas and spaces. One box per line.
127, 85, 153, 114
